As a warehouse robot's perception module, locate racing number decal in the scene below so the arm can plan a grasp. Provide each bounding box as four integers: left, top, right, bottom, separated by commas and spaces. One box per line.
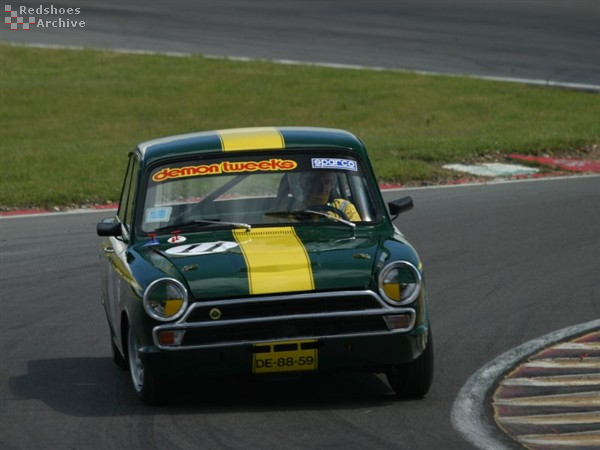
165, 241, 238, 256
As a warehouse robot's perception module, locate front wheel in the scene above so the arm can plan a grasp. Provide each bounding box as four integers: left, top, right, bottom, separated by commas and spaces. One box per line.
127, 326, 170, 405
111, 338, 128, 370
386, 328, 434, 398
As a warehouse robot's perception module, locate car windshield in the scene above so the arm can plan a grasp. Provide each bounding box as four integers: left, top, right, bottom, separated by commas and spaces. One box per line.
140, 152, 382, 233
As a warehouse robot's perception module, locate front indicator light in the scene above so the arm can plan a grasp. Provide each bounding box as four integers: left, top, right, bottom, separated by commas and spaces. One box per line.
143, 278, 189, 321
384, 314, 414, 331
379, 261, 422, 305
157, 330, 186, 346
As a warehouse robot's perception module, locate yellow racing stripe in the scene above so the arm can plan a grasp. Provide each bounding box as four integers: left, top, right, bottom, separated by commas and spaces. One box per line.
218, 127, 285, 152
233, 227, 314, 294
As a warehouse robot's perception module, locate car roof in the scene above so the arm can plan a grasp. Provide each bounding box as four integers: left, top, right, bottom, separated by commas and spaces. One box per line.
136, 127, 367, 165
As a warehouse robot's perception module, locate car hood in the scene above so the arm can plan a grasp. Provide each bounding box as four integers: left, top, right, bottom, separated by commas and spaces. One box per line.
147, 227, 381, 300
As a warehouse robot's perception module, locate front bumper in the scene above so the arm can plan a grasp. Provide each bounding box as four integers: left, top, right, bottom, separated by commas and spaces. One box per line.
141, 289, 428, 377
140, 325, 429, 377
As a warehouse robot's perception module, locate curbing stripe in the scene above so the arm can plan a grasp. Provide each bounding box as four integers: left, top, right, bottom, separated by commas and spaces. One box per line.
451, 319, 600, 450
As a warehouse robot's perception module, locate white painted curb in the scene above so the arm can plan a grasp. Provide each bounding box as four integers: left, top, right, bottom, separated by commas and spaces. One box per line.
451, 319, 600, 449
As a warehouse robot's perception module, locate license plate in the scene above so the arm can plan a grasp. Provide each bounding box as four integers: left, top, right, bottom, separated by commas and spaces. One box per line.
252, 339, 318, 374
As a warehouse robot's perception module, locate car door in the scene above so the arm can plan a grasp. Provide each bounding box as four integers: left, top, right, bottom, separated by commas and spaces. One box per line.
100, 154, 140, 346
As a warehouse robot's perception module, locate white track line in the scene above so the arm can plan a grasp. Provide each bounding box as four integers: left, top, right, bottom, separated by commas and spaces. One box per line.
6, 42, 600, 92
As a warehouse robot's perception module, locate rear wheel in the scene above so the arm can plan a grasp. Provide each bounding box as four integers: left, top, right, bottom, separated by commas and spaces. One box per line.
386, 328, 434, 398
127, 326, 170, 405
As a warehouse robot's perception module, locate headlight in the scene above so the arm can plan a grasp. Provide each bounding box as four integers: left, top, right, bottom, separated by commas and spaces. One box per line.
378, 261, 422, 305
143, 278, 188, 321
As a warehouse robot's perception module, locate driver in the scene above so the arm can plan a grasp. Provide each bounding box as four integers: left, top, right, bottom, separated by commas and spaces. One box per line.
298, 172, 361, 222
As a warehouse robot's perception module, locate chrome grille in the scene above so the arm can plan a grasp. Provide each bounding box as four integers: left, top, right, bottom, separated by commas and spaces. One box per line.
153, 290, 415, 350
185, 292, 382, 323
181, 315, 386, 346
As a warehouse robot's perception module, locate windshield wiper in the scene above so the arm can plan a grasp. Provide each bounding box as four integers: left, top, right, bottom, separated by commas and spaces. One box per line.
154, 219, 251, 233
265, 210, 356, 229
195, 219, 251, 231
265, 210, 312, 219
304, 209, 356, 228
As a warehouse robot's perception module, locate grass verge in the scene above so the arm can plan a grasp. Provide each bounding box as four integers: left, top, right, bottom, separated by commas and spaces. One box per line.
1, 43, 599, 209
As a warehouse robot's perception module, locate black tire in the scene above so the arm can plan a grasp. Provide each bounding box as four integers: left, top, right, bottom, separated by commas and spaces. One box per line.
111, 338, 128, 370
127, 326, 170, 405
386, 328, 434, 398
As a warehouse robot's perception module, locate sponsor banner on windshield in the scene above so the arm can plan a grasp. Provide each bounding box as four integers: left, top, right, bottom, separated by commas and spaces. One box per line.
311, 158, 358, 171
152, 159, 298, 182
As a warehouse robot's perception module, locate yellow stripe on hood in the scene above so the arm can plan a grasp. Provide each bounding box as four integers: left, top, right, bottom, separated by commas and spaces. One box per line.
233, 227, 314, 294
218, 127, 285, 151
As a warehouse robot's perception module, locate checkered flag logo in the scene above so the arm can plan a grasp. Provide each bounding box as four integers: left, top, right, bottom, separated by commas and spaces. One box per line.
5, 5, 36, 30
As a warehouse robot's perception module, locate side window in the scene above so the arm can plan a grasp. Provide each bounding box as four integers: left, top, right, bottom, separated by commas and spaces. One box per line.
117, 154, 140, 230
124, 160, 140, 227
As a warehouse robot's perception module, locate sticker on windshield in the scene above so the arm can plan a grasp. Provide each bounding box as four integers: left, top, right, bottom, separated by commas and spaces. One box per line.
165, 241, 238, 256
152, 159, 298, 182
311, 158, 357, 171
145, 207, 172, 223
168, 235, 187, 244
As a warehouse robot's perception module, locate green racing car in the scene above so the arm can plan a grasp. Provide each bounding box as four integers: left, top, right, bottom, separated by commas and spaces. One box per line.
97, 126, 433, 404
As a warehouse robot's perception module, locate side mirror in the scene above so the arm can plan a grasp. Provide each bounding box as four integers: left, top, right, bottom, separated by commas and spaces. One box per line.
97, 218, 122, 237
388, 196, 414, 220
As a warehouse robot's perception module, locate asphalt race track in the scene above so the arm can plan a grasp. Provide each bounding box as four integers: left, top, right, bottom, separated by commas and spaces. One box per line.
1, 1, 600, 449
2, 0, 600, 88
1, 177, 599, 449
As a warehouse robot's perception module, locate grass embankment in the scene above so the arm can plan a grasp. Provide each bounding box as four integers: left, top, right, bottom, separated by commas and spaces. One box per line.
1, 44, 598, 209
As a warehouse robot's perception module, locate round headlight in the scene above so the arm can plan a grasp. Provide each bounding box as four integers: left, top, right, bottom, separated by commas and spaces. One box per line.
378, 261, 422, 305
143, 278, 188, 321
